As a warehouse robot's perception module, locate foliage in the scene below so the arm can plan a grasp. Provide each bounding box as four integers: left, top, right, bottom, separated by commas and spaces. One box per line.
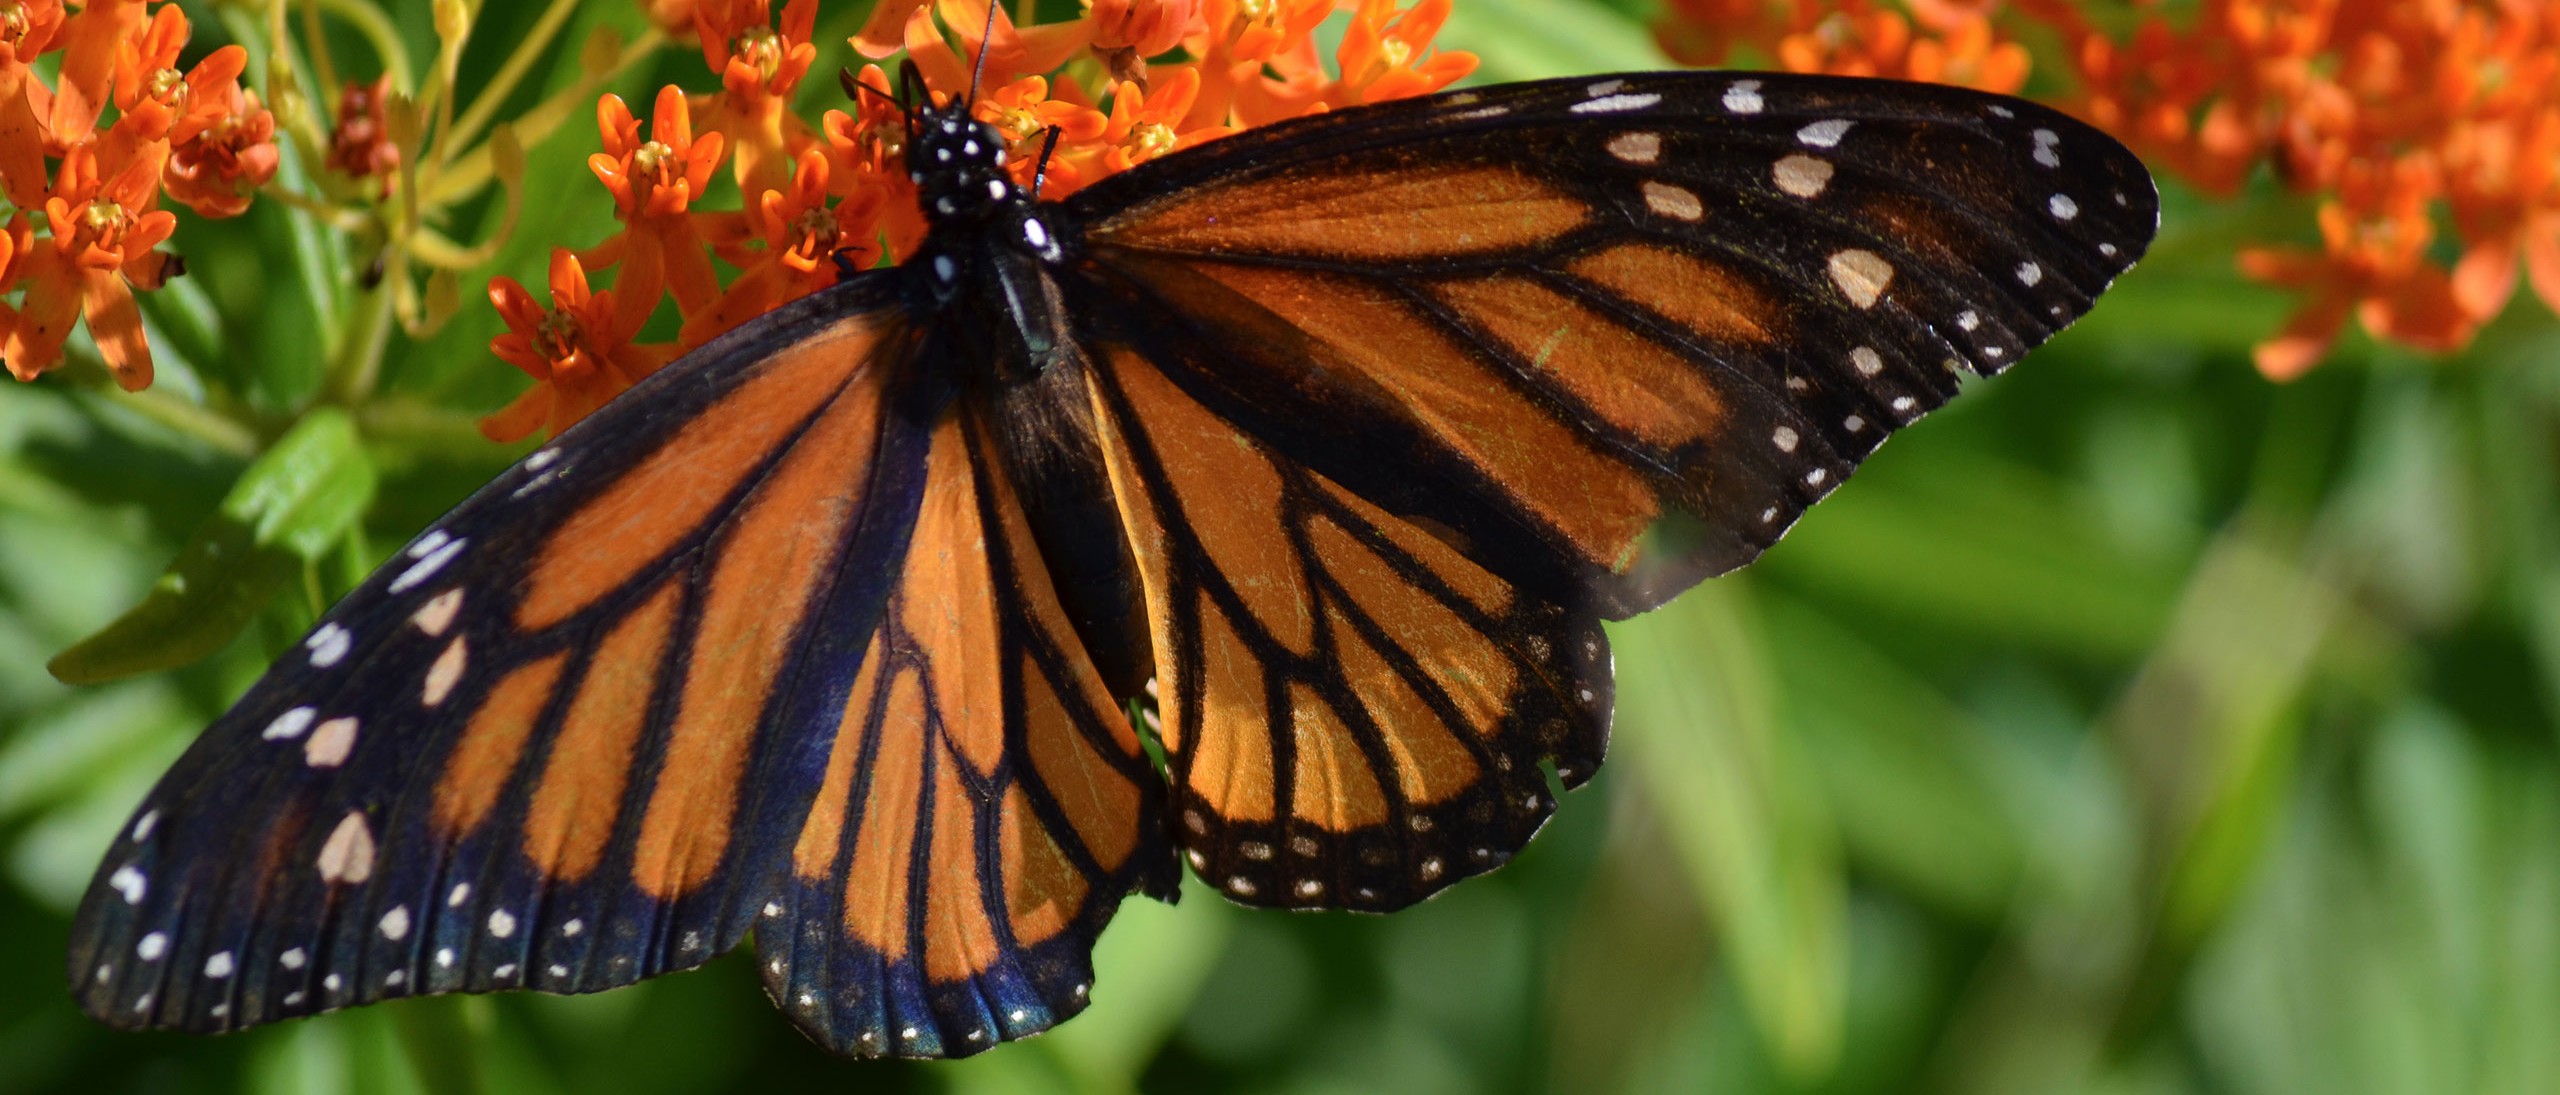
1, 0, 2557, 1093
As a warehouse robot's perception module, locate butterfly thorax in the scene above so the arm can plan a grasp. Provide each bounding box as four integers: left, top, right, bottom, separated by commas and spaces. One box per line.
905, 104, 1078, 384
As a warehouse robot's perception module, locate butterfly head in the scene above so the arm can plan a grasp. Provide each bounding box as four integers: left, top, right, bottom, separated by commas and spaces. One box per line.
910, 105, 1019, 228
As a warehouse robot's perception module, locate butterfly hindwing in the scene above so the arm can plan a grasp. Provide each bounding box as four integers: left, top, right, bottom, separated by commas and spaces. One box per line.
1070, 71, 2158, 618
1085, 343, 1611, 911
69, 280, 920, 1031
761, 400, 1177, 1058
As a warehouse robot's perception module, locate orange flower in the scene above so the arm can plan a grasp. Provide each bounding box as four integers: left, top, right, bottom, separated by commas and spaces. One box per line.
685, 147, 878, 346
1195, 0, 1330, 127
693, 0, 819, 197
585, 86, 725, 334
1088, 0, 1200, 83
4, 143, 177, 388
822, 64, 927, 260
48, 0, 146, 146
0, 0, 64, 208
973, 74, 1109, 195
480, 250, 675, 442
640, 0, 701, 39
901, 0, 1094, 100
1098, 68, 1232, 175
2238, 189, 2473, 380
164, 81, 277, 218
1329, 0, 1474, 107
326, 76, 400, 181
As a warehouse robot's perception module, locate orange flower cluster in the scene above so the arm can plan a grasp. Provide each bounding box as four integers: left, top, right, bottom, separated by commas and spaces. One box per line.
2061, 0, 2558, 378
1656, 0, 2032, 93
0, 0, 276, 390
483, 0, 1474, 441
1658, 0, 2560, 380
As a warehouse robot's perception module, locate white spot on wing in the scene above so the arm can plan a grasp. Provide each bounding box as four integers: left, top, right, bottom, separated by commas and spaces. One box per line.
412, 588, 464, 635
390, 537, 467, 594
1641, 181, 1704, 221
1773, 153, 1832, 198
1572, 92, 1661, 114
137, 933, 168, 961
306, 623, 351, 668
304, 717, 359, 768
1605, 132, 1660, 164
1827, 249, 1894, 309
205, 952, 235, 978
1723, 79, 1764, 113
1851, 346, 1885, 376
2050, 193, 2079, 220
1772, 426, 1799, 452
1587, 78, 1627, 96
407, 530, 451, 560
488, 909, 517, 938
1796, 119, 1854, 147
317, 811, 375, 883
449, 883, 472, 907
2017, 261, 2044, 286
110, 865, 147, 904
422, 638, 468, 707
131, 810, 160, 842
1957, 310, 1981, 331
281, 948, 306, 969
380, 906, 411, 940
264, 706, 317, 740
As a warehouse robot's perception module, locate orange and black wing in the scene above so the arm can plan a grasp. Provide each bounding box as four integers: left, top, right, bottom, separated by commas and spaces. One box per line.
756, 389, 1177, 1058
1061, 72, 2155, 907
1084, 344, 1610, 910
1068, 71, 2156, 619
67, 281, 930, 1032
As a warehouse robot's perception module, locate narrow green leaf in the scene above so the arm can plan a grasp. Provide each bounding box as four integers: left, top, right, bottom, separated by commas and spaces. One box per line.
1611, 579, 1846, 1083
1439, 0, 1665, 84
47, 409, 376, 684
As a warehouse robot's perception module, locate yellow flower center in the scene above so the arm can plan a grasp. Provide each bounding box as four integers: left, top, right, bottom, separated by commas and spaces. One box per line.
1, 5, 28, 45
1125, 120, 1177, 160
82, 200, 125, 233
997, 104, 1046, 143
150, 67, 187, 107
1380, 38, 1412, 71
633, 140, 675, 179
790, 206, 838, 254
535, 309, 582, 366
733, 24, 783, 83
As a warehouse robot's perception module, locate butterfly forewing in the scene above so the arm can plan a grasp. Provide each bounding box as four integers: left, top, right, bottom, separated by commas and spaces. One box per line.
1071, 72, 2157, 618
69, 283, 921, 1031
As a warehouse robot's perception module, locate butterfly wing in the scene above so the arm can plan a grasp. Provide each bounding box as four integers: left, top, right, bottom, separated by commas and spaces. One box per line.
758, 382, 1178, 1058
1068, 71, 2157, 618
1059, 72, 2155, 908
1083, 342, 1611, 910
68, 278, 928, 1031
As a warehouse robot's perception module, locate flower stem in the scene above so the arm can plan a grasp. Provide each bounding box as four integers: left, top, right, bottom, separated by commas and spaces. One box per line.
423, 27, 667, 207
308, 0, 416, 94
439, 0, 583, 164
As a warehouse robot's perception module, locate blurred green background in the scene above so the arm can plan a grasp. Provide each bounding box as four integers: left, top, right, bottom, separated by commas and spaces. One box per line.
5, 0, 2559, 1092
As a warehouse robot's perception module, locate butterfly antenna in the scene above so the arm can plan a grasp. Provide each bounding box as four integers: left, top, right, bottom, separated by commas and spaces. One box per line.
1031, 125, 1065, 198
839, 68, 900, 113
966, 0, 1001, 106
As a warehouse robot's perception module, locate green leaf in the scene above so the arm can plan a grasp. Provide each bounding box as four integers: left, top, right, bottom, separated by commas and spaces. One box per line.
1611, 580, 1847, 1083
47, 409, 376, 684
1439, 0, 1666, 84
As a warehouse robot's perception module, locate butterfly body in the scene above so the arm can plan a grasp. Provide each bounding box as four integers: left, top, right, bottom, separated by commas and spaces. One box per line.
71, 72, 2157, 1058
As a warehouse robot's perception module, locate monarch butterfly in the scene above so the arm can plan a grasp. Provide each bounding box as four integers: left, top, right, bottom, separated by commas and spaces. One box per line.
69, 66, 2155, 1058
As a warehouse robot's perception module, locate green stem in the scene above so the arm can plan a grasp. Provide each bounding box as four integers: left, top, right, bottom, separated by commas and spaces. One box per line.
115, 388, 265, 458
424, 27, 667, 207
309, 0, 416, 93
322, 265, 403, 407
439, 0, 582, 165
